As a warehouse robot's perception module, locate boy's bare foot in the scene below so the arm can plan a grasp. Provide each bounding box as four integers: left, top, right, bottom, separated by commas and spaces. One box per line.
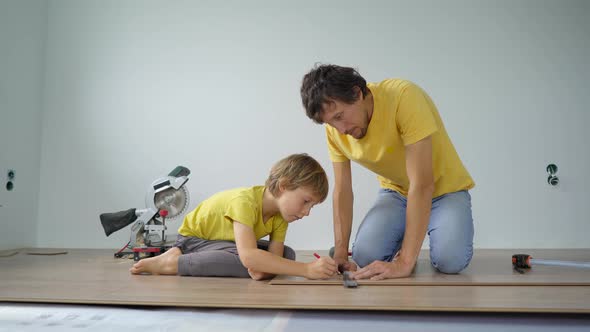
129, 247, 181, 275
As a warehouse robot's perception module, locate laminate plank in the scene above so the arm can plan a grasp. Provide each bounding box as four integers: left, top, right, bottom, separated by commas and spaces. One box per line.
270, 249, 590, 286
1, 248, 588, 313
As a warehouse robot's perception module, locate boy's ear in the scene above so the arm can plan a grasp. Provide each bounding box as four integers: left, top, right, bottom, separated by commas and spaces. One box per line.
277, 178, 289, 194
277, 178, 285, 193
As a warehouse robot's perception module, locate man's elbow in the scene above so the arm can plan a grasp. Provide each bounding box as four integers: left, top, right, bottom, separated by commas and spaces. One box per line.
409, 181, 435, 197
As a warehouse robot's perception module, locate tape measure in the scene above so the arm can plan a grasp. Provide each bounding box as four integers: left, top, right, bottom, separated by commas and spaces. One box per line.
512, 254, 590, 274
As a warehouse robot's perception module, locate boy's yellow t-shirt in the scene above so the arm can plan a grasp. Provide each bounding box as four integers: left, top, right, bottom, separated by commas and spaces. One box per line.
326, 79, 474, 198
177, 186, 288, 242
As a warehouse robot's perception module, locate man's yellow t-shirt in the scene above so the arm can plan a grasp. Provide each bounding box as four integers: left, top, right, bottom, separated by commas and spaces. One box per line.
326, 79, 474, 197
177, 186, 288, 242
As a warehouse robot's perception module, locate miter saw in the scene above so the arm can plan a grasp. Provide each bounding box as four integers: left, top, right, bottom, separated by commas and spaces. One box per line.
99, 166, 190, 261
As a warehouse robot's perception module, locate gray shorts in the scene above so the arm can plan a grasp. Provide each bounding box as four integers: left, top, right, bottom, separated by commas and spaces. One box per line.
173, 234, 296, 277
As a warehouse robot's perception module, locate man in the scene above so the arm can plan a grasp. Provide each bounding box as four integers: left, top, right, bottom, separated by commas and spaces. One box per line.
300, 64, 475, 280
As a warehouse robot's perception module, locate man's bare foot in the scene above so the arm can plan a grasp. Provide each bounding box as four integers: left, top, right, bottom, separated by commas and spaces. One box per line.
129, 247, 182, 275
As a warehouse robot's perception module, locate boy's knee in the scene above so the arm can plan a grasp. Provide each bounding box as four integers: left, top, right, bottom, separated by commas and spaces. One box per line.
283, 245, 296, 261
430, 249, 473, 274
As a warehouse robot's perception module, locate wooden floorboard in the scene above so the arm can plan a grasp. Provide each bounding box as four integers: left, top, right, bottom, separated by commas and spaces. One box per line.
272, 249, 590, 286
0, 248, 589, 313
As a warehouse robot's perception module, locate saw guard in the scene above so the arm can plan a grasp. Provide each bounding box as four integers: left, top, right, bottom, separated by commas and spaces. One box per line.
145, 171, 190, 220
150, 185, 190, 219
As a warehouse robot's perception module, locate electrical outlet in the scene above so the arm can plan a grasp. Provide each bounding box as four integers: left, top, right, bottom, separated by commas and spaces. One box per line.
5, 169, 15, 191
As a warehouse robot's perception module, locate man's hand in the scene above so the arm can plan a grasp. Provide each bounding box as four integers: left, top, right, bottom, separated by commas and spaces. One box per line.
351, 258, 415, 280
337, 261, 358, 273
333, 247, 358, 272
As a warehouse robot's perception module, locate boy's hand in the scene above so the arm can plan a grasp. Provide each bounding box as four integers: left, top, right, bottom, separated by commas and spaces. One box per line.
305, 257, 338, 279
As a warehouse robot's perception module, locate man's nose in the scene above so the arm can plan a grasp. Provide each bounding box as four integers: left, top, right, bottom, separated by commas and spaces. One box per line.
331, 122, 345, 134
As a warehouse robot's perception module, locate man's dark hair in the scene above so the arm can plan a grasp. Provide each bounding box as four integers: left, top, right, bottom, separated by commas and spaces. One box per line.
300, 64, 368, 124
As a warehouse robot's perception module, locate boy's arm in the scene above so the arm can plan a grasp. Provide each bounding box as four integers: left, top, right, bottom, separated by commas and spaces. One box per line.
233, 221, 337, 279
247, 241, 285, 280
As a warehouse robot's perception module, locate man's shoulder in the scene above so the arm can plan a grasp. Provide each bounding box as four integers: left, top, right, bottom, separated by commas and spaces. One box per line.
369, 78, 415, 92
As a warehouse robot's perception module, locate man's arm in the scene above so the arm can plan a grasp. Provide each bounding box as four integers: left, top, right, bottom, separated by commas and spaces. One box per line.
233, 221, 337, 279
398, 135, 435, 268
352, 136, 434, 280
332, 160, 357, 271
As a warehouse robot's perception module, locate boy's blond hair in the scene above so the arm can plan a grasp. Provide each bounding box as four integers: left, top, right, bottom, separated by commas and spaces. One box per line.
265, 153, 329, 202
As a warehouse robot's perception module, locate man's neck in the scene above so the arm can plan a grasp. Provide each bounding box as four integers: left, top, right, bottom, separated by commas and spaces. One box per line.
365, 89, 374, 123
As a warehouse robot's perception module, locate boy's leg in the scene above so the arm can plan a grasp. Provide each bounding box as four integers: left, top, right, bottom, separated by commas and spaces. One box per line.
178, 250, 251, 277
129, 247, 182, 275
130, 234, 205, 275
177, 238, 296, 277
176, 236, 248, 277
427, 190, 474, 274
255, 239, 296, 260
352, 189, 406, 268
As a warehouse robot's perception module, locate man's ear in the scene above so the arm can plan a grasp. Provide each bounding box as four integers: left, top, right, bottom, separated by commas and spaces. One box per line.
353, 86, 363, 100
319, 100, 334, 124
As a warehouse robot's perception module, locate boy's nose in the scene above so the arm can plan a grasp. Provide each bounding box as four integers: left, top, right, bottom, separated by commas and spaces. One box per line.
302, 207, 311, 217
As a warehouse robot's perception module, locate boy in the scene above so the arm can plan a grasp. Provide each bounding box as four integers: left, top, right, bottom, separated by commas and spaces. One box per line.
130, 153, 338, 280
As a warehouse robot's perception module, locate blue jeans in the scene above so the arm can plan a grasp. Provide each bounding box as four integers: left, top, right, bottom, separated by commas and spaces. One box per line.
352, 189, 474, 274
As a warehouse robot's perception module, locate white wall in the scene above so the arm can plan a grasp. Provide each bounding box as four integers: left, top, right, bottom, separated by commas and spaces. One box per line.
0, 0, 47, 250
33, 0, 590, 249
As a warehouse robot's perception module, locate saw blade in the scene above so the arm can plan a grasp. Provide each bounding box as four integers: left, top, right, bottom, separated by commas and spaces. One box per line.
153, 186, 189, 219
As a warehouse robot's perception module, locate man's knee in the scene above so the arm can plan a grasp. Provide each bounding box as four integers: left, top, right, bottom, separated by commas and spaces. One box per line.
283, 245, 296, 261
430, 248, 473, 274
352, 242, 393, 268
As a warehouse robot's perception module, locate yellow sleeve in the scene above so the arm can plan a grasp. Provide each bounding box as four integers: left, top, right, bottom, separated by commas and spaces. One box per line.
326, 126, 348, 162
396, 83, 439, 146
224, 196, 257, 229
270, 219, 288, 242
